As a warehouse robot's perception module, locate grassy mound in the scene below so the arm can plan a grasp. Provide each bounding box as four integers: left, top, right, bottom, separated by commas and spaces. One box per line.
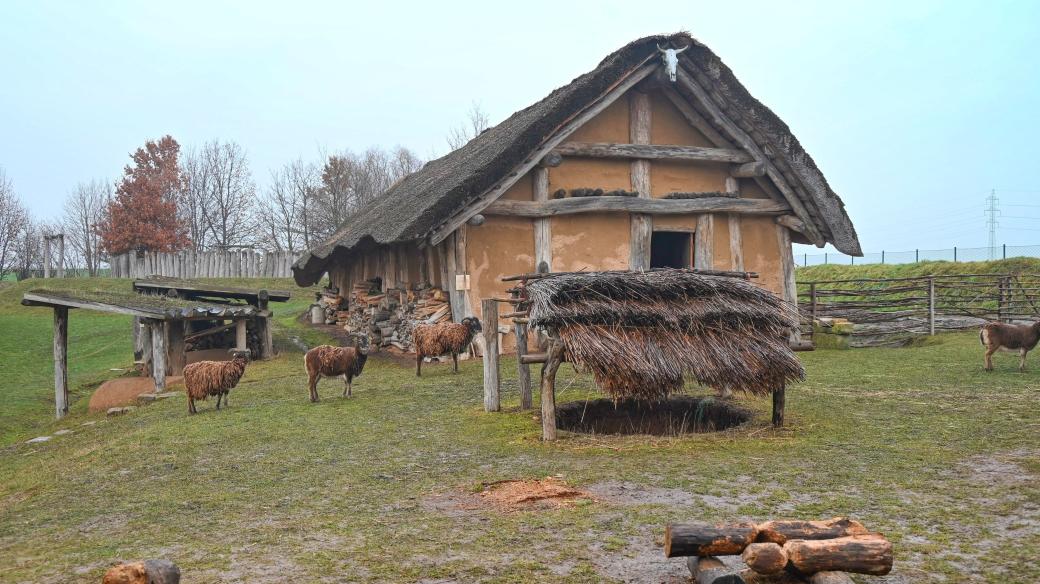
797, 257, 1040, 282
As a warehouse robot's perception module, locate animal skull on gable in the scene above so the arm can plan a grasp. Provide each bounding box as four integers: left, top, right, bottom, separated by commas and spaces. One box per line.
657, 44, 689, 82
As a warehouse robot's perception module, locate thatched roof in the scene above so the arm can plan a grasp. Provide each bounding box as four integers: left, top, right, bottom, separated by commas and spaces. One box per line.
524, 269, 804, 400
293, 32, 861, 286
21, 288, 258, 320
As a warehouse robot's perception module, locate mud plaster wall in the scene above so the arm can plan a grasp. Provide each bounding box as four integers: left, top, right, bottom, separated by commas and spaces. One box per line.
466, 216, 535, 353
739, 215, 783, 295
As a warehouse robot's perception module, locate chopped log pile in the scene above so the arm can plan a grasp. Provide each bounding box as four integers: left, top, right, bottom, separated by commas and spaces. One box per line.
316, 281, 452, 352
665, 518, 892, 584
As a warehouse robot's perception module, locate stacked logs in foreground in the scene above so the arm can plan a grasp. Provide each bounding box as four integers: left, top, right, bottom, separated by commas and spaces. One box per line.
665, 518, 892, 584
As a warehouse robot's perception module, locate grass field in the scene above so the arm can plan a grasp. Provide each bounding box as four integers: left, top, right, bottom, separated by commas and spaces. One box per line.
796, 257, 1040, 282
1, 278, 1038, 583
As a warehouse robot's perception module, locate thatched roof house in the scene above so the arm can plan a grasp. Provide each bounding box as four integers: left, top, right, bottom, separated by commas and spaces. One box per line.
524, 269, 804, 401
294, 32, 861, 352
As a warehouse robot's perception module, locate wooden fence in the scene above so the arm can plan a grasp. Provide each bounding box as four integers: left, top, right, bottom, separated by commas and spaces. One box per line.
798, 273, 1040, 347
109, 250, 302, 279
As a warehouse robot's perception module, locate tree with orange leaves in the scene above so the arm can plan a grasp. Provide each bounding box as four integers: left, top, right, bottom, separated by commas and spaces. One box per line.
99, 135, 190, 255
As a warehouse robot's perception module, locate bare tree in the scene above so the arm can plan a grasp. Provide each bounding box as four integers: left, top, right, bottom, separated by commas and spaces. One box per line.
195, 140, 257, 250
259, 159, 318, 253
61, 179, 109, 276
179, 146, 211, 252
0, 169, 29, 280
446, 102, 490, 151
12, 217, 42, 280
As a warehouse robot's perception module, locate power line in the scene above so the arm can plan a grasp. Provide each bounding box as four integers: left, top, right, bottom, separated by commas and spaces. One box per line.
986, 189, 1000, 260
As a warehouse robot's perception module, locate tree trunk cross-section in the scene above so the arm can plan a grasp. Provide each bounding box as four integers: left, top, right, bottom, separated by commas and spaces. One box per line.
741, 543, 788, 575
665, 522, 759, 557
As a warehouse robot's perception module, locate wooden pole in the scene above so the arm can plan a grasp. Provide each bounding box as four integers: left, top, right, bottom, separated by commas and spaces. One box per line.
481, 298, 500, 412
771, 382, 785, 427
533, 167, 552, 272
235, 319, 248, 352
167, 321, 186, 375
810, 282, 818, 323
629, 91, 652, 271
928, 277, 936, 335
539, 337, 565, 441
151, 321, 167, 393
53, 307, 69, 418
515, 320, 532, 410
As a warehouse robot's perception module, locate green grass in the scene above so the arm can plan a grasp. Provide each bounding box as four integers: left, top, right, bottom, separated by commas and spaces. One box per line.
1, 279, 1039, 582
797, 257, 1040, 282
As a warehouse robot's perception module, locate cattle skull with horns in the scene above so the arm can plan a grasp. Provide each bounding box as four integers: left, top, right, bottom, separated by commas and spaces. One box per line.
657, 44, 688, 82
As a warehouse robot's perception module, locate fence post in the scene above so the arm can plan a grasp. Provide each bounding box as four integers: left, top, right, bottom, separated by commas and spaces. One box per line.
850, 255, 854, 265
954, 247, 957, 262
481, 298, 501, 412
514, 320, 532, 410
928, 277, 935, 336
809, 282, 818, 323
804, 253, 807, 267
1003, 243, 1006, 259
916, 249, 919, 263
824, 252, 828, 265
881, 250, 885, 264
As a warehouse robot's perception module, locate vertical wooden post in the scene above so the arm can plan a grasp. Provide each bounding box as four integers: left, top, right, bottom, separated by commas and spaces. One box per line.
167, 321, 186, 375
771, 383, 785, 428
235, 319, 248, 351
694, 215, 714, 269
629, 91, 652, 271
481, 299, 500, 412
43, 236, 52, 278
533, 167, 552, 271
540, 337, 565, 441
928, 277, 936, 335
151, 321, 167, 393
776, 225, 799, 342
258, 291, 274, 359
727, 215, 744, 272
809, 282, 818, 323
53, 307, 69, 418
514, 320, 532, 410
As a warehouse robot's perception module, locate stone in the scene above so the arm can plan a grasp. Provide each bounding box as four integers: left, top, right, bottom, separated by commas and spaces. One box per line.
26, 436, 52, 443
137, 393, 157, 403
155, 392, 180, 399
107, 406, 136, 416
53, 429, 73, 436
81, 421, 97, 426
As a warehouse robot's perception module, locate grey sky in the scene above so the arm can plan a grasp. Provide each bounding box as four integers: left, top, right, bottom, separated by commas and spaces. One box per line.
2, 0, 1038, 255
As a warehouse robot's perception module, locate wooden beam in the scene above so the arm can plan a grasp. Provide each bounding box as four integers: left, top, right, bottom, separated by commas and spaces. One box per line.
732, 161, 767, 178
630, 91, 652, 271
538, 151, 563, 167
151, 321, 167, 393
481, 298, 500, 412
514, 321, 532, 410
53, 307, 69, 419
776, 214, 806, 233
533, 167, 552, 271
485, 196, 789, 218
728, 215, 745, 272
675, 66, 825, 246
776, 224, 800, 346
235, 319, 247, 352
556, 142, 752, 163
428, 63, 658, 245
694, 214, 714, 269
540, 338, 565, 441
167, 321, 186, 376
22, 292, 161, 319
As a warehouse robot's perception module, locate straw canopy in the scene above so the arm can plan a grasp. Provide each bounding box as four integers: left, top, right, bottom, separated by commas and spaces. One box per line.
525, 269, 804, 401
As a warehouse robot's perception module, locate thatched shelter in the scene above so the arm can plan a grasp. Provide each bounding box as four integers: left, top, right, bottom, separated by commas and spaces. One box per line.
524, 269, 804, 402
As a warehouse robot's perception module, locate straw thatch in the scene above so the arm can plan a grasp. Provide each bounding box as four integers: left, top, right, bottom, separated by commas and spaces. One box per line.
525, 269, 804, 400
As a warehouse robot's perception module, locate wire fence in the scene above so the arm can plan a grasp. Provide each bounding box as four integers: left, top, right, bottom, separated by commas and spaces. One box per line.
800, 244, 1040, 266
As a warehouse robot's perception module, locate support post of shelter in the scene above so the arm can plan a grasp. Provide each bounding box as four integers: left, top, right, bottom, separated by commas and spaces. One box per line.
150, 320, 167, 393
772, 383, 785, 428
481, 298, 500, 412
235, 319, 247, 352
514, 320, 532, 410
167, 321, 186, 376
540, 336, 565, 441
53, 307, 69, 419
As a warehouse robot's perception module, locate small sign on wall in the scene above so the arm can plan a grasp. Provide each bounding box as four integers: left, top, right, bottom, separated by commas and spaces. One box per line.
455, 274, 471, 291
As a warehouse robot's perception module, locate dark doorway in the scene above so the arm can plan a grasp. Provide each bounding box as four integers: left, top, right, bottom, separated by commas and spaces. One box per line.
650, 231, 693, 268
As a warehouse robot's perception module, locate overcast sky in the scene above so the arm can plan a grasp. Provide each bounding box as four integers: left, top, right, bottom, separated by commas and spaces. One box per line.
2, 0, 1038, 257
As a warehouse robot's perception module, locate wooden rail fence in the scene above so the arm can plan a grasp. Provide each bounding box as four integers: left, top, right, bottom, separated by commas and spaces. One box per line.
798, 273, 1040, 347
109, 250, 301, 279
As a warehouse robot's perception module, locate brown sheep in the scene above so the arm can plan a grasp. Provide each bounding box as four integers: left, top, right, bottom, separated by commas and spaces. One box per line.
304, 335, 370, 402
102, 559, 180, 584
413, 317, 482, 376
182, 350, 248, 414
980, 320, 1040, 372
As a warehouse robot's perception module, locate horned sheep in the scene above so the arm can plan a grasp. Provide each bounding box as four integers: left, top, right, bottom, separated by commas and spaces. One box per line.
413, 317, 482, 376
182, 350, 249, 414
304, 335, 370, 402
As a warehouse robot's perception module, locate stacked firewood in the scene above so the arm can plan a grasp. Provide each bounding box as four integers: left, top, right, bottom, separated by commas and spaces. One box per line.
664, 518, 892, 584
339, 281, 452, 351
318, 289, 346, 325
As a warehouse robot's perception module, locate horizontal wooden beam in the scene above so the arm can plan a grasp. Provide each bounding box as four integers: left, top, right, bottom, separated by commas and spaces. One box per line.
776, 214, 807, 233
555, 142, 752, 163
484, 196, 789, 218
731, 161, 766, 178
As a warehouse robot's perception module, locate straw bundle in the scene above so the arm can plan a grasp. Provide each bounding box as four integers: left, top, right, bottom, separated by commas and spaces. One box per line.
525, 269, 804, 400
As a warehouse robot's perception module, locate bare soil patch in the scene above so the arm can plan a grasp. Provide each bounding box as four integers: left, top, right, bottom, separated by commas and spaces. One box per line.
88, 377, 183, 412
425, 477, 594, 514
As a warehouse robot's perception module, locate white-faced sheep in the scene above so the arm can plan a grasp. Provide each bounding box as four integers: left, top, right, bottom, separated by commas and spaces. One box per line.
413, 317, 482, 376
304, 335, 370, 402
182, 350, 249, 414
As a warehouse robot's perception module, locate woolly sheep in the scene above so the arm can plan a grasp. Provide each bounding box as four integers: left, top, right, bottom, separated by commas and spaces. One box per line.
413, 317, 482, 376
182, 350, 249, 414
304, 335, 370, 402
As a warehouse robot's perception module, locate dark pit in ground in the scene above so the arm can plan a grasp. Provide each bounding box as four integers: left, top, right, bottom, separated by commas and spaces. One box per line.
556, 396, 751, 436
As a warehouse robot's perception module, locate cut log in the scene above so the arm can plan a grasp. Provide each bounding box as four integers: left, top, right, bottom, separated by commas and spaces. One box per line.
686, 556, 745, 584
756, 518, 869, 546
808, 572, 855, 584
734, 568, 806, 584
741, 543, 788, 575
664, 522, 759, 557
783, 534, 893, 576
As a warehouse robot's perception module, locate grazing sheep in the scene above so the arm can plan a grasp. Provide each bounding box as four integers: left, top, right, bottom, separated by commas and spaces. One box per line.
182, 350, 249, 414
305, 335, 370, 402
413, 317, 482, 376
980, 320, 1040, 372
102, 559, 180, 584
